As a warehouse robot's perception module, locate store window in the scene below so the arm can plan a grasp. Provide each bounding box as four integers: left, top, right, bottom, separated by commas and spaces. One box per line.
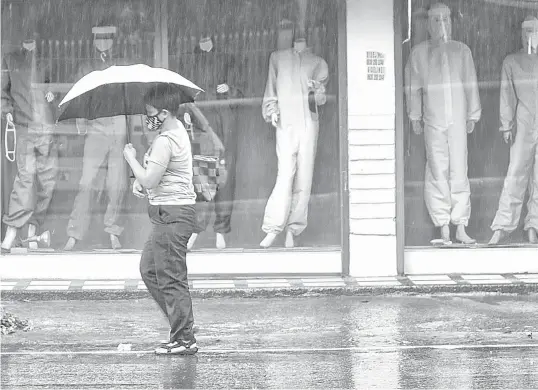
401, 1, 538, 247
1, 0, 342, 253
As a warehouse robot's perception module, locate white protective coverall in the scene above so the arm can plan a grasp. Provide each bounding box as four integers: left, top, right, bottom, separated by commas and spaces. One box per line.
261, 47, 328, 235
405, 39, 481, 227
491, 37, 538, 233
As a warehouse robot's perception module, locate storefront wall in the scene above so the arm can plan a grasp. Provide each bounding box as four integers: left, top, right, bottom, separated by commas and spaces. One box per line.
0, 0, 349, 277
347, 0, 399, 277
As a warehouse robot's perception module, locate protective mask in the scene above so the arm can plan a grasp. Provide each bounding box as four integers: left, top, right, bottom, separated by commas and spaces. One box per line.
22, 39, 36, 52
94, 38, 113, 53
145, 111, 165, 131
199, 38, 213, 52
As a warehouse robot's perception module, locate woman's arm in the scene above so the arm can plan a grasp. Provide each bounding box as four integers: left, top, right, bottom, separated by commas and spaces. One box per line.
124, 137, 170, 189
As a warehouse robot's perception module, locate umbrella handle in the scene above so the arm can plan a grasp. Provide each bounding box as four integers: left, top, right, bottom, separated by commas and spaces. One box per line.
4, 118, 16, 162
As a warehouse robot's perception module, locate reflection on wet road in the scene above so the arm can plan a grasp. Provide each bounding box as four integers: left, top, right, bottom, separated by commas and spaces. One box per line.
2, 295, 538, 388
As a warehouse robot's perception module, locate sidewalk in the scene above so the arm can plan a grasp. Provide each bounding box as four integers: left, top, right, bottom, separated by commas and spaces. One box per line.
2, 273, 538, 299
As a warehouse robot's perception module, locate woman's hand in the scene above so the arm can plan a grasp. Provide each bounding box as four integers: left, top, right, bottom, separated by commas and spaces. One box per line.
132, 179, 146, 198
123, 143, 137, 161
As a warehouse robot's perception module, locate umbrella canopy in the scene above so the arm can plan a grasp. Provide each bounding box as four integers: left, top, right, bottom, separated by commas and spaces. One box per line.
58, 64, 204, 122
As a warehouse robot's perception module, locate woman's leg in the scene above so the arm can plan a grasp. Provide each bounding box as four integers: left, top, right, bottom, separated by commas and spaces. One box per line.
139, 230, 167, 318
152, 205, 196, 343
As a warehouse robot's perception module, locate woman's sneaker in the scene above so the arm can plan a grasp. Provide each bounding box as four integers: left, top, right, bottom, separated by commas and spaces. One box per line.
155, 340, 198, 355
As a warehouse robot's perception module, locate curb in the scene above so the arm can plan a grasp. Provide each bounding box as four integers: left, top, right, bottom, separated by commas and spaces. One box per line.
3, 283, 538, 301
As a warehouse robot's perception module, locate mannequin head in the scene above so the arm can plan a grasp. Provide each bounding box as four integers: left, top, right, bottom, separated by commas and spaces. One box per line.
92, 23, 117, 55
521, 16, 538, 54
21, 28, 40, 52
198, 36, 214, 52
427, 3, 452, 43
277, 18, 295, 49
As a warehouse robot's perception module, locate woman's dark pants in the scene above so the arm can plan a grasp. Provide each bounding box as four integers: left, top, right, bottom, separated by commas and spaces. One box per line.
140, 204, 196, 343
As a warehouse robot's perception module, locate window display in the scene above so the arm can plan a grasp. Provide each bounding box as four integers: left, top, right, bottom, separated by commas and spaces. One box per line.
404, 3, 481, 245
260, 34, 329, 248
402, 1, 538, 247
489, 16, 538, 245
1, 0, 342, 253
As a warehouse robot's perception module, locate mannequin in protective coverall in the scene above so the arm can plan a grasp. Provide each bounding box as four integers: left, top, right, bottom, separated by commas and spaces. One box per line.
63, 24, 131, 251
489, 16, 538, 245
1, 33, 58, 252
184, 36, 241, 251
260, 37, 328, 248
404, 3, 481, 244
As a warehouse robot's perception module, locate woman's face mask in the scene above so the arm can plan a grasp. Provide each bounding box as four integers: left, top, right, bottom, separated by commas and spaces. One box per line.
145, 109, 167, 132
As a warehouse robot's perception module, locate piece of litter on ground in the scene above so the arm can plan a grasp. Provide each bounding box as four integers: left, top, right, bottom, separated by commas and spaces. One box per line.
117, 343, 132, 351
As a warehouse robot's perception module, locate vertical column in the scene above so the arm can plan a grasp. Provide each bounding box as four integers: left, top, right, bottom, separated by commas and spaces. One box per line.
346, 0, 398, 277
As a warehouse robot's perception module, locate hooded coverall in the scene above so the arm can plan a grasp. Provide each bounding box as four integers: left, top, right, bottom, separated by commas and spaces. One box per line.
187, 46, 241, 235
1, 48, 58, 231
405, 40, 481, 227
66, 55, 129, 241
261, 47, 328, 236
491, 50, 538, 233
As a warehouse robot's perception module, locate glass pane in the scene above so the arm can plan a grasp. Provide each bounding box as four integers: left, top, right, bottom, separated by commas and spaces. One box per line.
0, 0, 342, 253
163, 0, 342, 250
402, 1, 538, 246
1, 0, 156, 251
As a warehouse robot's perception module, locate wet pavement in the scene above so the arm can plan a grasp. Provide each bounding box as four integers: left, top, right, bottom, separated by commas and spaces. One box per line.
2, 294, 538, 389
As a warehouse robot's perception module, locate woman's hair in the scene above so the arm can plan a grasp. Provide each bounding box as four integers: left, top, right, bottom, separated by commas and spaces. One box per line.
143, 83, 186, 115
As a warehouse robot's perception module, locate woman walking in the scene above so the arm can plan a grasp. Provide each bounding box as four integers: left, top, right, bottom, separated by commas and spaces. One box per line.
123, 84, 198, 355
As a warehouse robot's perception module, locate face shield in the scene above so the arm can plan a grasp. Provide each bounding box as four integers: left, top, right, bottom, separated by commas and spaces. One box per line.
428, 4, 452, 43
522, 18, 538, 54
428, 13, 451, 42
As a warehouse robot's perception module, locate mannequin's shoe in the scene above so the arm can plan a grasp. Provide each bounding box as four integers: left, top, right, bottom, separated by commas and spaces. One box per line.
216, 233, 226, 250
284, 230, 295, 248
260, 233, 277, 248
187, 233, 198, 251
63, 237, 77, 251
528, 228, 538, 244
110, 234, 122, 250
455, 225, 476, 244
1, 226, 18, 251
488, 230, 508, 245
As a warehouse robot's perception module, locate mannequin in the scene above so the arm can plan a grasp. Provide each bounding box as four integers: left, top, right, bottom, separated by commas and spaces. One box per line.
260, 30, 328, 248
63, 23, 130, 251
489, 16, 538, 245
404, 3, 481, 245
186, 34, 241, 251
1, 31, 58, 252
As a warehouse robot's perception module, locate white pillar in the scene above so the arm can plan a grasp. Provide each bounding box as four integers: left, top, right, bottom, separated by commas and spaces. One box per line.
347, 0, 397, 277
